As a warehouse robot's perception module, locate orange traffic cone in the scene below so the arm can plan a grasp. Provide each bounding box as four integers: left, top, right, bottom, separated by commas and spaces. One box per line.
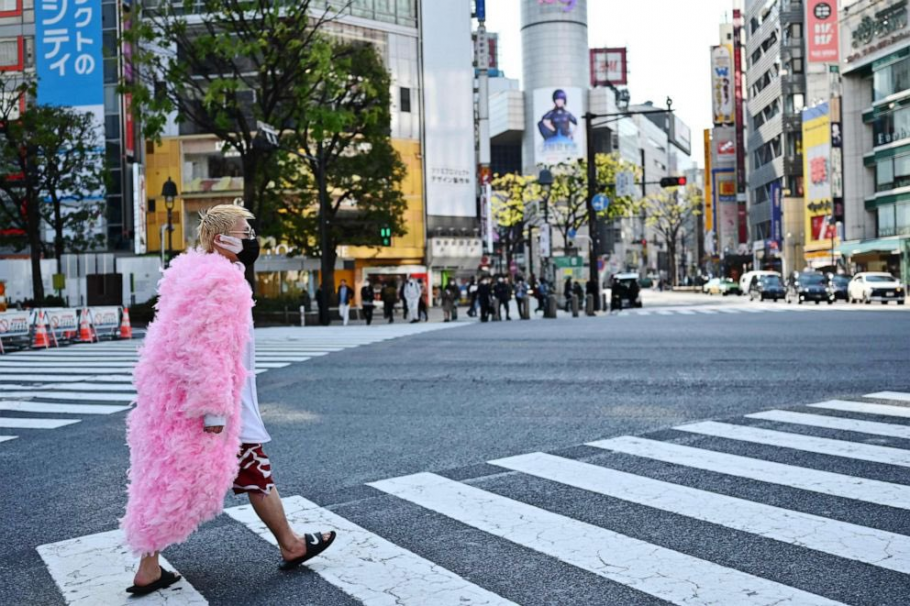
78, 308, 95, 343
120, 307, 133, 339
33, 311, 50, 348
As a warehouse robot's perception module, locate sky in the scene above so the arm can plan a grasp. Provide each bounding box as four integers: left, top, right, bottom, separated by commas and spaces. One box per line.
484, 0, 742, 167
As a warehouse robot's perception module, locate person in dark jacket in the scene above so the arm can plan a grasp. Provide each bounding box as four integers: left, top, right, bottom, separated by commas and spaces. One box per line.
477, 277, 493, 322
564, 277, 573, 312
337, 279, 354, 326
467, 277, 479, 317
494, 276, 512, 321
399, 280, 408, 320
360, 278, 375, 326
381, 280, 398, 323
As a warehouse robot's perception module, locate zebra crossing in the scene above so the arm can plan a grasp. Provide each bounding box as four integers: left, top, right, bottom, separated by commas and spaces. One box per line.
36, 390, 910, 605
620, 302, 908, 316
0, 323, 463, 445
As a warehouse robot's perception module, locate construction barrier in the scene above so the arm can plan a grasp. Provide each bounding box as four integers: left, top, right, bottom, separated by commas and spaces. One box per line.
0, 305, 135, 353
88, 306, 122, 340
0, 310, 31, 354
41, 308, 80, 345
119, 308, 133, 339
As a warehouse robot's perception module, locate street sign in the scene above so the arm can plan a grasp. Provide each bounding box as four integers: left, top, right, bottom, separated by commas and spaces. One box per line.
616, 171, 635, 197
568, 227, 577, 239
539, 226, 551, 258
592, 194, 610, 212
553, 256, 584, 268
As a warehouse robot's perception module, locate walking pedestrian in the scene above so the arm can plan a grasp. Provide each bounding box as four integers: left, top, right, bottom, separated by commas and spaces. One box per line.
448, 279, 461, 321
477, 276, 493, 322
360, 278, 375, 326
494, 276, 512, 321
514, 276, 528, 318
316, 286, 325, 321
441, 280, 455, 322
399, 280, 408, 320
122, 205, 336, 596
417, 279, 429, 322
337, 279, 353, 326
467, 277, 479, 317
564, 277, 573, 312
536, 278, 549, 313
382, 280, 397, 323
404, 277, 421, 324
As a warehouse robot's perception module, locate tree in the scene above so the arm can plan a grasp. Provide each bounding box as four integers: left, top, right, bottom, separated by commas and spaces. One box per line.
490, 172, 535, 272
640, 184, 702, 286
274, 40, 408, 325
0, 79, 106, 304
122, 0, 342, 257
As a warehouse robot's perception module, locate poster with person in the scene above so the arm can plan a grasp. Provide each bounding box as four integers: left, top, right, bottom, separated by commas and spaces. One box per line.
533, 87, 586, 165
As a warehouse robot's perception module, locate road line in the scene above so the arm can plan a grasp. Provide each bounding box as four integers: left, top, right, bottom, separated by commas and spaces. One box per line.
252, 362, 289, 369
0, 361, 136, 368
714, 307, 742, 314
810, 400, 910, 419
370, 472, 842, 606
675, 309, 697, 315
37, 529, 207, 606
677, 421, 910, 468
225, 495, 515, 606
589, 436, 910, 510
737, 307, 765, 313
656, 310, 675, 316
0, 418, 80, 429
0, 435, 17, 443
254, 356, 311, 362
866, 392, 910, 403
40, 383, 138, 392
0, 391, 135, 402
747, 410, 910, 440
0, 401, 130, 415
491, 452, 910, 574
692, 308, 718, 314
0, 374, 130, 383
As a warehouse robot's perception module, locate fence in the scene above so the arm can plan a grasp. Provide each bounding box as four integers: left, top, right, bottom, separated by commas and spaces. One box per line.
0, 306, 132, 354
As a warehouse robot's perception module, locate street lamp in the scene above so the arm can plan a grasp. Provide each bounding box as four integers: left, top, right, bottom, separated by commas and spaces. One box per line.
161, 177, 178, 266
538, 168, 554, 284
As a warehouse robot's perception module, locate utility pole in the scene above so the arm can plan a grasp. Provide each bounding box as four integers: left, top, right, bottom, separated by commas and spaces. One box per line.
584, 113, 600, 310
475, 1, 492, 256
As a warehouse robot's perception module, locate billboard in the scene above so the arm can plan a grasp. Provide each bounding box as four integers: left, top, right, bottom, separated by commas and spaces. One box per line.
807, 0, 839, 63
590, 48, 627, 87
802, 102, 836, 246
533, 86, 586, 166
669, 115, 691, 155
711, 45, 735, 125
421, 0, 477, 217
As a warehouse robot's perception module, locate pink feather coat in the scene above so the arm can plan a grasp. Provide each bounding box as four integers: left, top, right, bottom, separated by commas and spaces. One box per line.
121, 250, 253, 556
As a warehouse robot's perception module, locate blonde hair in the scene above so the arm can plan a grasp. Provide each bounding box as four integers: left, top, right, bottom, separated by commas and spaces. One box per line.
197, 204, 254, 252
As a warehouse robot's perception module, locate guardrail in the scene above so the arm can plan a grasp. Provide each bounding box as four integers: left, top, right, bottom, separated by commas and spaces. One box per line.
0, 306, 132, 354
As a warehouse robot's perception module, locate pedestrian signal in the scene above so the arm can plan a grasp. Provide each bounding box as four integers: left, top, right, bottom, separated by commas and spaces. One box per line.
380, 226, 392, 246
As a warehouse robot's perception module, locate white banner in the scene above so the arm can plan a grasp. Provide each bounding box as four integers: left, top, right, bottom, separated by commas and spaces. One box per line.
41, 308, 79, 335
89, 306, 121, 330
533, 87, 586, 166
0, 311, 31, 338
539, 225, 552, 258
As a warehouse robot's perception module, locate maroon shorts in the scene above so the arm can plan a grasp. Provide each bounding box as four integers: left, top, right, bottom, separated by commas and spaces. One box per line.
233, 443, 276, 495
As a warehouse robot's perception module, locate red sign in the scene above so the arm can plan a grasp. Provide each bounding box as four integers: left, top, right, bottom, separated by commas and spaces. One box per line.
123, 92, 135, 159
807, 0, 839, 63
590, 48, 627, 87
717, 139, 735, 156
811, 215, 836, 240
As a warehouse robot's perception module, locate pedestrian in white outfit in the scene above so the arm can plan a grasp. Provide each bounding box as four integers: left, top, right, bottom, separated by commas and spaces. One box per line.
337, 280, 353, 326
404, 278, 421, 324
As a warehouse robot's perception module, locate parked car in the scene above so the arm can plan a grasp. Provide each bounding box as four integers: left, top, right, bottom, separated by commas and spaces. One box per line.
825, 273, 850, 303
704, 277, 742, 296
848, 272, 905, 305
610, 273, 642, 310
785, 271, 829, 304
749, 275, 785, 302
740, 270, 781, 294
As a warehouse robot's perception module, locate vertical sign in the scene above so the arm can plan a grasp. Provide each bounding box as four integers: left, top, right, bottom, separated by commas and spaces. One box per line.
802, 102, 836, 248
533, 87, 586, 165
121, 1, 135, 160
733, 10, 746, 197
711, 46, 735, 125
703, 129, 713, 233
806, 0, 839, 63
770, 180, 782, 248
132, 163, 147, 254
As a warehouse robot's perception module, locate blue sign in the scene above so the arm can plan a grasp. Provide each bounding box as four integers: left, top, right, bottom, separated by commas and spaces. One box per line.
476, 0, 485, 21
592, 194, 610, 212
568, 227, 577, 239
770, 180, 783, 249
36, 0, 104, 107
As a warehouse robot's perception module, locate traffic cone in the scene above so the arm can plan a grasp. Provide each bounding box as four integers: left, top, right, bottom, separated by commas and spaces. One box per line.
78, 308, 95, 343
119, 307, 133, 339
33, 311, 50, 348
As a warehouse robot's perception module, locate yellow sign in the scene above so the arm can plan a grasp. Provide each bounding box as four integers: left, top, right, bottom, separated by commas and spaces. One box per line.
703, 129, 713, 232
802, 102, 837, 252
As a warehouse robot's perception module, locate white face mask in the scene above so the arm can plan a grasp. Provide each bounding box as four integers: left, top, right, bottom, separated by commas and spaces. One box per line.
216, 234, 243, 254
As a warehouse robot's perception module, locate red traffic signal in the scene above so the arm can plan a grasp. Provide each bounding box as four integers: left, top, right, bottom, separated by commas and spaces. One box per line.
659, 176, 687, 187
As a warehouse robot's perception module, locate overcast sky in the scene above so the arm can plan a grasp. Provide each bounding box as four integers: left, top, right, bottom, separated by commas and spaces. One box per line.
484, 0, 742, 167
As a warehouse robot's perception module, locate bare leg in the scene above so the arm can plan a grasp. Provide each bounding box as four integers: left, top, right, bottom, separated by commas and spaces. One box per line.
133, 552, 161, 586
248, 487, 308, 561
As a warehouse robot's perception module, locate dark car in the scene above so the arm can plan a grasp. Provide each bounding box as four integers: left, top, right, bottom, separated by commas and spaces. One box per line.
749, 275, 785, 302
609, 273, 642, 310
785, 271, 829, 305
825, 273, 850, 303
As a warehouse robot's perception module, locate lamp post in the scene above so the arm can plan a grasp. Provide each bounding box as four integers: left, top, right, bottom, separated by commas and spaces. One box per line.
161, 177, 178, 266
538, 168, 554, 284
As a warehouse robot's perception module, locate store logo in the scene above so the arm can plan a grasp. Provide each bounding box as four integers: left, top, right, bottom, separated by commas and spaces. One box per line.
852, 0, 908, 49
538, 0, 577, 12
814, 2, 832, 20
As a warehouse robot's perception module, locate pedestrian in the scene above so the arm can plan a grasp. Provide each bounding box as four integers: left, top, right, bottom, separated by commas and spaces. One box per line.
564, 277, 573, 312
494, 276, 512, 321
404, 277, 421, 324
337, 279, 353, 326
441, 280, 455, 322
360, 277, 375, 326
382, 280, 397, 323
467, 277, 479, 317
121, 205, 336, 596
536, 278, 549, 313
316, 285, 325, 320
399, 280, 408, 320
448, 280, 461, 321
514, 276, 528, 317
477, 276, 493, 322
417, 279, 429, 322
586, 278, 597, 308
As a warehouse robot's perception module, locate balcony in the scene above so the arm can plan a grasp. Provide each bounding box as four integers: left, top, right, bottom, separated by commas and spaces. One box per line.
748, 78, 782, 116
748, 113, 783, 153
749, 156, 785, 188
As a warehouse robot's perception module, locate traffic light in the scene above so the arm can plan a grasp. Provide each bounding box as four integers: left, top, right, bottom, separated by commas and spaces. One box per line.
380, 226, 392, 247
659, 176, 687, 187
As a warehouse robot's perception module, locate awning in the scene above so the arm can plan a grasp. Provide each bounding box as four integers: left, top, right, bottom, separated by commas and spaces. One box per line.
835, 236, 908, 257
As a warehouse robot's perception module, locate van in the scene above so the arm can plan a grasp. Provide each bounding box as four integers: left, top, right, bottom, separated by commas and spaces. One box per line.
739, 270, 781, 294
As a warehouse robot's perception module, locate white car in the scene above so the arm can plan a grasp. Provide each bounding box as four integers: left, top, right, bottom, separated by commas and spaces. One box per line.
847, 272, 905, 305
739, 270, 781, 293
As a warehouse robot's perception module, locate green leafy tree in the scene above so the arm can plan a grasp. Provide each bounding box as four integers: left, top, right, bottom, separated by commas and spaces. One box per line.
641, 184, 702, 286
491, 172, 535, 271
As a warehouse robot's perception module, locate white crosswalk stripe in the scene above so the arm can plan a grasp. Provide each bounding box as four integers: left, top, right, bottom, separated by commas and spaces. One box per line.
866, 391, 910, 403
747, 409, 910, 440
810, 399, 910, 419
621, 302, 908, 316
1, 323, 465, 446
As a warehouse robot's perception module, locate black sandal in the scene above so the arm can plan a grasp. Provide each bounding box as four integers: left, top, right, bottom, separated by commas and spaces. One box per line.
125, 568, 181, 595
278, 531, 337, 571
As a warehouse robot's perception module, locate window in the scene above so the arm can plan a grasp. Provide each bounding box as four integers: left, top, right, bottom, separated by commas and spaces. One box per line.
878, 204, 897, 237
873, 105, 910, 146
792, 58, 804, 74
0, 0, 19, 15
789, 23, 802, 39
400, 87, 411, 113
0, 38, 19, 69
898, 202, 910, 234
877, 158, 895, 190
874, 55, 910, 101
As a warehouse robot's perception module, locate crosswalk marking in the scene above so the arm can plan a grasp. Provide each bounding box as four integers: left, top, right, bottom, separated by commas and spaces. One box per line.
490, 452, 910, 574
678, 421, 910, 468
747, 409, 910, 440
1, 390, 135, 402
588, 435, 910, 510
810, 399, 910, 419
0, 374, 130, 383
676, 309, 697, 315
225, 496, 516, 606
692, 308, 718, 314
866, 391, 910, 403
37, 529, 207, 606
0, 435, 16, 442
0, 361, 137, 368
369, 472, 842, 606
0, 401, 130, 415
40, 383, 137, 392
0, 417, 80, 429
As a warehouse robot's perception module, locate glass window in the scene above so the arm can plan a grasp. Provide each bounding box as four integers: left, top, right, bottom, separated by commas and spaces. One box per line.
897, 202, 910, 234
879, 204, 897, 237
875, 56, 910, 101
0, 38, 18, 67
896, 154, 910, 178
877, 158, 894, 190
874, 105, 910, 146
400, 87, 410, 113
0, 0, 18, 12
792, 58, 804, 74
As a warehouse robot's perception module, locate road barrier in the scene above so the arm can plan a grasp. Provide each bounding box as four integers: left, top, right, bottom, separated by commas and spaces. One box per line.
0, 310, 31, 354
0, 305, 133, 354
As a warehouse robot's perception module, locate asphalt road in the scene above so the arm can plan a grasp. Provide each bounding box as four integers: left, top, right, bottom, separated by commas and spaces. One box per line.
3, 302, 910, 605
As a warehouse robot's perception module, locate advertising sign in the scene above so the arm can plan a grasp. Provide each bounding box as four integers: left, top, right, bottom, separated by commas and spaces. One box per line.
42, 308, 79, 335
669, 115, 691, 155
703, 130, 713, 233
421, 0, 476, 217
719, 202, 739, 252
537, 0, 579, 13
711, 45, 735, 125
733, 10, 746, 196
89, 306, 121, 331
807, 0, 840, 63
590, 48, 627, 87
713, 170, 737, 203
802, 102, 837, 246
770, 180, 783, 248
0, 311, 30, 338
847, 0, 909, 64
533, 86, 586, 166
132, 163, 147, 254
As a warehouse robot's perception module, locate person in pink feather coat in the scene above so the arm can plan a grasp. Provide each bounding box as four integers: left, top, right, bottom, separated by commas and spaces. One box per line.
121, 204, 336, 596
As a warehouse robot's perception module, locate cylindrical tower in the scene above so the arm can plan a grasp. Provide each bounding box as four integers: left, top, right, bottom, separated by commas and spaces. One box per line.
521, 0, 590, 174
